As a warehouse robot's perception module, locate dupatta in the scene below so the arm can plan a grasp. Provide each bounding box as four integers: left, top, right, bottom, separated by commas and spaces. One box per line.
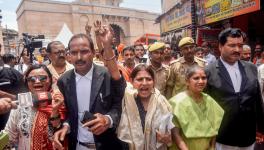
118, 85, 172, 150
31, 92, 67, 150
169, 92, 224, 138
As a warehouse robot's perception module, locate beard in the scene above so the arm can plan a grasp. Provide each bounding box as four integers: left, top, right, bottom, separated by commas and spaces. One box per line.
164, 55, 172, 60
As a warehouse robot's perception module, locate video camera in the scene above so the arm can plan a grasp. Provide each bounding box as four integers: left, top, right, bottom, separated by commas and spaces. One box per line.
22, 33, 45, 63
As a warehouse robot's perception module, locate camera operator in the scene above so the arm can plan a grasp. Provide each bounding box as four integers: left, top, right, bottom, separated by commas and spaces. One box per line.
22, 33, 47, 65
36, 47, 50, 65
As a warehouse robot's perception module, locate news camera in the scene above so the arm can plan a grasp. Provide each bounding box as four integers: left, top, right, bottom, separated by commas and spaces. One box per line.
22, 33, 45, 63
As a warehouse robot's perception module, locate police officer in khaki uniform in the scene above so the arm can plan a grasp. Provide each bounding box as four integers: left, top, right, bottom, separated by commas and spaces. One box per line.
166, 37, 206, 99
148, 42, 170, 96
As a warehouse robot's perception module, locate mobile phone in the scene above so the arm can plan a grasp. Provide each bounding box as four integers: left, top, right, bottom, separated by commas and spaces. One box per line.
81, 111, 96, 124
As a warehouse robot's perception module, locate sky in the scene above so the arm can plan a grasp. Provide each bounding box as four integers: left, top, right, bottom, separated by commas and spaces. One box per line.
0, 0, 161, 30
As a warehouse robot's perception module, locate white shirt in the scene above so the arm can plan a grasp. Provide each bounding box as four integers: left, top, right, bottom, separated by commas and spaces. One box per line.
75, 65, 94, 143
3, 64, 11, 68
220, 57, 242, 92
14, 63, 29, 74
258, 64, 264, 103
204, 53, 216, 65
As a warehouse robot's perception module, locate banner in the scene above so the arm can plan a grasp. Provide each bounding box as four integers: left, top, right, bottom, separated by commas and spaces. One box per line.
196, 0, 261, 25
160, 1, 192, 33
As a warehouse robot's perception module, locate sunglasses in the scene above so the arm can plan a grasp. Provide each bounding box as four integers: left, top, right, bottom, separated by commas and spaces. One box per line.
27, 75, 48, 83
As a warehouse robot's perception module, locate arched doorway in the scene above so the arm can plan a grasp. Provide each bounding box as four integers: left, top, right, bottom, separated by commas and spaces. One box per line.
110, 24, 125, 46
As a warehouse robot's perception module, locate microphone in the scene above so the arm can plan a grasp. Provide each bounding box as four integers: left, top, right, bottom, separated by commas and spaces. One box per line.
17, 92, 52, 107
32, 92, 52, 107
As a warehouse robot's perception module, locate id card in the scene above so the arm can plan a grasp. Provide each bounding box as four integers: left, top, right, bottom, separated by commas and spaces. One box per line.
18, 92, 33, 107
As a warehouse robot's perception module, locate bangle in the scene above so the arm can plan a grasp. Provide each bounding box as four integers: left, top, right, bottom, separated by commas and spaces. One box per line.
103, 55, 116, 61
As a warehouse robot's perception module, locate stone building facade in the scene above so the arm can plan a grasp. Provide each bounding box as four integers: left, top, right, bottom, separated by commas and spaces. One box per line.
161, 0, 178, 13
0, 26, 3, 54
16, 0, 160, 46
0, 9, 3, 54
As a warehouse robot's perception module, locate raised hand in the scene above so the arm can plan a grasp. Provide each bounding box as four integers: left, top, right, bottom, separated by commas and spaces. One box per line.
85, 22, 92, 36
52, 90, 64, 112
93, 20, 121, 80
94, 20, 104, 52
94, 20, 114, 48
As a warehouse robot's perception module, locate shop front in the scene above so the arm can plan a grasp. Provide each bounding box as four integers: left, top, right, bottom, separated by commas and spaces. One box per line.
135, 33, 160, 45
157, 0, 193, 52
196, 0, 263, 56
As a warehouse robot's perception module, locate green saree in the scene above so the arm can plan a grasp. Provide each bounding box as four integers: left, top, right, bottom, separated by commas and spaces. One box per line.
169, 91, 224, 150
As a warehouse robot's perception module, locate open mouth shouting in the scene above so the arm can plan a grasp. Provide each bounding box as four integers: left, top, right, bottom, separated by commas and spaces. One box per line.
33, 84, 45, 91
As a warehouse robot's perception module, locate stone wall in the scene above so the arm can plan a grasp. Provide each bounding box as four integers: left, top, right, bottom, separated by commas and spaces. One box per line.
16, 0, 160, 45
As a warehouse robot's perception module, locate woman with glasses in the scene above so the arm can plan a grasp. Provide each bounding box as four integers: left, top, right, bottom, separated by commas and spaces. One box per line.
4, 64, 67, 149
169, 65, 224, 150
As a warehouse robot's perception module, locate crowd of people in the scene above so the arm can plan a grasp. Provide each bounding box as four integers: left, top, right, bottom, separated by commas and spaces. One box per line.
0, 21, 264, 150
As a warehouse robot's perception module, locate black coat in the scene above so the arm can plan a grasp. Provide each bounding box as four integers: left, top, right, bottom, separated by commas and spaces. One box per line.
0, 67, 26, 130
57, 64, 126, 150
205, 60, 264, 147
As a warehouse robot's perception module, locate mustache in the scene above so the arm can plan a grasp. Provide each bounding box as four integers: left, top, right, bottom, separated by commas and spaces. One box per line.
232, 52, 240, 55
58, 56, 65, 60
75, 60, 86, 65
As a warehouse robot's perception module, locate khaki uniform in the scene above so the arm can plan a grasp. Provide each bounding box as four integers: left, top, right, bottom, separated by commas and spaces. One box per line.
166, 57, 206, 99
149, 64, 170, 96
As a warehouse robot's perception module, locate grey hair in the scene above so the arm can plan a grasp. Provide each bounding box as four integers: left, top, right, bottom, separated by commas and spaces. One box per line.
242, 44, 251, 51
185, 65, 205, 80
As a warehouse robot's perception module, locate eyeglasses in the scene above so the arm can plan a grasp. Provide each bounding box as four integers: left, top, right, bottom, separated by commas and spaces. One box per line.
52, 51, 66, 56
27, 75, 48, 83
